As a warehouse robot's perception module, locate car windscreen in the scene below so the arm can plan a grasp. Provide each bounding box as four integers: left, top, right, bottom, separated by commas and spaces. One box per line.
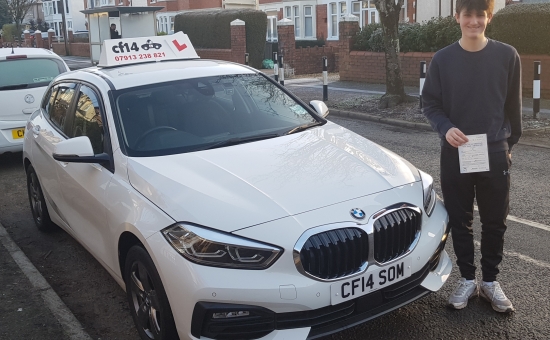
0, 58, 66, 90
114, 73, 323, 157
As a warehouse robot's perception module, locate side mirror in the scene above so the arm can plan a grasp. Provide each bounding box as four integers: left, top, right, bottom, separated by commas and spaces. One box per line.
53, 136, 110, 165
309, 100, 329, 118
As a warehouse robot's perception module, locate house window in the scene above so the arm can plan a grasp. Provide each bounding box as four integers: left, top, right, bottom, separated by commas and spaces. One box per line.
170, 17, 174, 33
339, 1, 347, 16
304, 6, 313, 38
293, 6, 300, 37
285, 6, 291, 19
362, 0, 379, 26
266, 16, 278, 42
330, 2, 337, 38
352, 1, 360, 15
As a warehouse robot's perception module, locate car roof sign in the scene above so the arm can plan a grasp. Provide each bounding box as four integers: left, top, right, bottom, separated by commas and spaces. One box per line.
97, 31, 199, 68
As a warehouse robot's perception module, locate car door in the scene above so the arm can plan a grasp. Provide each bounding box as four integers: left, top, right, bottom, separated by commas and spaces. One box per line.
29, 83, 77, 230
54, 84, 115, 262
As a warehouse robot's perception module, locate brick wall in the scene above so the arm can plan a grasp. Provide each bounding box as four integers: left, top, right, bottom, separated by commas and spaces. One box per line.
316, 5, 327, 41
195, 21, 246, 64
294, 46, 337, 74
52, 43, 91, 57
520, 55, 550, 98
340, 51, 550, 99
230, 24, 246, 64
196, 48, 233, 61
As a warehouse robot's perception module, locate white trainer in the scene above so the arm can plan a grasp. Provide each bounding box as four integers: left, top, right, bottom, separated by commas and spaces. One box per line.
480, 281, 515, 313
448, 278, 478, 310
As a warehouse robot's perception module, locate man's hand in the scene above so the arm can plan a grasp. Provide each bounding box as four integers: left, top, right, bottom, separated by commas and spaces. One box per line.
445, 127, 469, 148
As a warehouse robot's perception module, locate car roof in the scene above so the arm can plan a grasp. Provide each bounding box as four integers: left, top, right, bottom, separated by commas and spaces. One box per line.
0, 48, 63, 59
60, 59, 257, 90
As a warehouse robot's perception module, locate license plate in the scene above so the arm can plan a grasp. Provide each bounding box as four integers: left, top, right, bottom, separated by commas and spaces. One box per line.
330, 258, 412, 305
12, 128, 25, 139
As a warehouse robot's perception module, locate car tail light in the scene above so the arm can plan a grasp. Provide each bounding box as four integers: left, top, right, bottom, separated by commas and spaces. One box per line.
6, 55, 28, 60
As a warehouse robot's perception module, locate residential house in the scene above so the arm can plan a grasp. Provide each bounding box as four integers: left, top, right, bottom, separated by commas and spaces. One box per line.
23, 0, 45, 27
42, 0, 87, 36
149, 0, 258, 35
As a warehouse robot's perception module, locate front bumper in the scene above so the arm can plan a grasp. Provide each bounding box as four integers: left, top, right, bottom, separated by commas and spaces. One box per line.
146, 196, 451, 340
190, 250, 451, 340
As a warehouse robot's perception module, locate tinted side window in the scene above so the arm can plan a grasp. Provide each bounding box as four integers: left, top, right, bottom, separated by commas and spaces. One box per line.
42, 86, 58, 116
50, 84, 76, 133
70, 85, 104, 155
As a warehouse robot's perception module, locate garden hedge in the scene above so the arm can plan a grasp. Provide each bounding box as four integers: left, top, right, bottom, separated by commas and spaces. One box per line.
489, 3, 550, 55
354, 4, 550, 55
174, 9, 267, 68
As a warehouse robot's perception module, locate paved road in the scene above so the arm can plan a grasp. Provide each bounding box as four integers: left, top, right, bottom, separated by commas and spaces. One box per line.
1, 117, 549, 339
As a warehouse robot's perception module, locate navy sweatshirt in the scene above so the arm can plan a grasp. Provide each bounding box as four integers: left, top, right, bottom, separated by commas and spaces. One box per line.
422, 39, 522, 152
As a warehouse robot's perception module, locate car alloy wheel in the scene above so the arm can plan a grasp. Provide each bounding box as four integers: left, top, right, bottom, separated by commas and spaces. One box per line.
26, 165, 55, 232
125, 246, 178, 340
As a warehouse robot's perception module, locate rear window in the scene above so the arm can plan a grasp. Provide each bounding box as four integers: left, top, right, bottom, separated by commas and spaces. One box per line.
0, 58, 66, 90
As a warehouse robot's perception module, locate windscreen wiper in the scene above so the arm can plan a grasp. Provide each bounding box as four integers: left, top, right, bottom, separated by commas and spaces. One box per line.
285, 122, 323, 135
0, 84, 29, 91
204, 133, 280, 150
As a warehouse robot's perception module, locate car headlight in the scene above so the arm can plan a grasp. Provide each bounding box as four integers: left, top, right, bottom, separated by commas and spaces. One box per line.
162, 224, 282, 269
418, 170, 436, 217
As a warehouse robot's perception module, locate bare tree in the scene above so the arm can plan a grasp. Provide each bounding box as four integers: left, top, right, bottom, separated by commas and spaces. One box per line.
7, 0, 37, 35
373, 0, 414, 108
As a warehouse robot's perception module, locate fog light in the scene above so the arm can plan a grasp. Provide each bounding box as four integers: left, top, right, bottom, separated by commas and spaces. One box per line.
212, 311, 250, 319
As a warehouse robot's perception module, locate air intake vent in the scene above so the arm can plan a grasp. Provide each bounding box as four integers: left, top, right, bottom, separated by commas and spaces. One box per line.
300, 228, 368, 280
373, 208, 421, 263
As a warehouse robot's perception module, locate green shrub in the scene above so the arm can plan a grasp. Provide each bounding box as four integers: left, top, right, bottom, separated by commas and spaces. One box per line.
1, 24, 17, 42
489, 3, 550, 55
354, 23, 381, 51
354, 16, 460, 52
295, 38, 325, 49
157, 31, 167, 36
174, 9, 267, 68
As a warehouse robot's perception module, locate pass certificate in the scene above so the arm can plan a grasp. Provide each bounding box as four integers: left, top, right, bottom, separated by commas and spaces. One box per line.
458, 134, 490, 173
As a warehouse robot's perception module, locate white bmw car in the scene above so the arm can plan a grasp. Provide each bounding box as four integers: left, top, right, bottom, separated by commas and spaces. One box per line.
23, 34, 451, 340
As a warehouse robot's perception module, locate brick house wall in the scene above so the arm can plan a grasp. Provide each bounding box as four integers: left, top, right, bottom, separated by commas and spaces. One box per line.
316, 5, 327, 41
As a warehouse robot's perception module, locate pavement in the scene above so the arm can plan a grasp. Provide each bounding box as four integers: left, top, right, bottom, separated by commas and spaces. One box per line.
1, 56, 546, 338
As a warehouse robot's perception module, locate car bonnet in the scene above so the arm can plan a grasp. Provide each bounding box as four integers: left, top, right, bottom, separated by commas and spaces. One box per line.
126, 122, 420, 233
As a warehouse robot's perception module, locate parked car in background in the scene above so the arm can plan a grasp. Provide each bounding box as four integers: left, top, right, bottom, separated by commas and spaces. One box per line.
0, 48, 69, 154
73, 30, 89, 43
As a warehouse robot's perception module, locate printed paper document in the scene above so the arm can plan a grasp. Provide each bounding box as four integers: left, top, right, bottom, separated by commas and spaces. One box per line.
458, 134, 490, 174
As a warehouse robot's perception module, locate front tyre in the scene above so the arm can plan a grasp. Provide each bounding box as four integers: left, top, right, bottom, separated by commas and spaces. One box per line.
26, 164, 55, 232
124, 246, 179, 340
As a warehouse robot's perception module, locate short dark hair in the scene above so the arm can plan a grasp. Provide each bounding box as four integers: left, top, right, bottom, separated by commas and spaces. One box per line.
456, 0, 495, 15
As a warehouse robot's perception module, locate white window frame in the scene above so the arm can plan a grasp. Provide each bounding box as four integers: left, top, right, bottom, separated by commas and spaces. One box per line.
266, 15, 278, 42
361, 0, 379, 27
293, 6, 300, 37
285, 6, 291, 19
329, 2, 338, 39
304, 5, 313, 38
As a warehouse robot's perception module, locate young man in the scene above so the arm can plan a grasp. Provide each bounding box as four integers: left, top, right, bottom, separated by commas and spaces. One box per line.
422, 0, 521, 313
